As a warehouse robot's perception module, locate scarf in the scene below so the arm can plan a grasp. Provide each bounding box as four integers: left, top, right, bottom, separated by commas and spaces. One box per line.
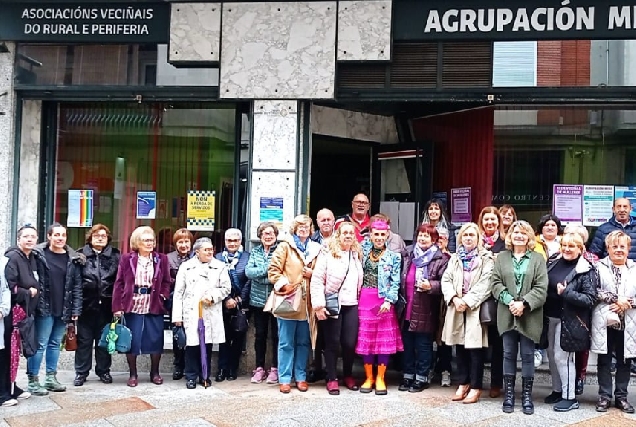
482, 231, 500, 250
221, 249, 242, 270
457, 245, 479, 272
293, 235, 308, 255
413, 244, 438, 283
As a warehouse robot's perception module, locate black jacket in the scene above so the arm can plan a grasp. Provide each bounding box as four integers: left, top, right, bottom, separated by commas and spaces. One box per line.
34, 243, 85, 322
547, 256, 598, 352
4, 246, 46, 316
79, 244, 120, 312
215, 251, 251, 312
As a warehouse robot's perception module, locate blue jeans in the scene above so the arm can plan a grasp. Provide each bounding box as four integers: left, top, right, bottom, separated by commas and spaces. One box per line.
27, 316, 66, 376
277, 318, 310, 384
402, 323, 433, 381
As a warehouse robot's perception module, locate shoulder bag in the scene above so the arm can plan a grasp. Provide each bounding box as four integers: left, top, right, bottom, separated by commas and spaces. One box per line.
479, 296, 497, 325
325, 252, 351, 317
98, 316, 132, 354
63, 322, 78, 351
230, 302, 249, 333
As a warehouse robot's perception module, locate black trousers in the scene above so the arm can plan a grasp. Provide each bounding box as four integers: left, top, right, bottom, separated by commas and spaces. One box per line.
456, 345, 485, 389
598, 328, 631, 400
218, 313, 247, 372
184, 344, 213, 381
488, 325, 504, 387
75, 302, 112, 376
435, 343, 453, 373
251, 306, 278, 368
321, 305, 358, 381
0, 314, 12, 403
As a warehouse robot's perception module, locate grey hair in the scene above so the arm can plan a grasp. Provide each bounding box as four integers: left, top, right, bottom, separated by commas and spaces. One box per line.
563, 224, 590, 243
224, 228, 242, 240
193, 237, 213, 252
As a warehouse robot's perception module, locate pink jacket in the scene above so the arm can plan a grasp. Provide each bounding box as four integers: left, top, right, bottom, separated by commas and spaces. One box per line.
310, 249, 363, 308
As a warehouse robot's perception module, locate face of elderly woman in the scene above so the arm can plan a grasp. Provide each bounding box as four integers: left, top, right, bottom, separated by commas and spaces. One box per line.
370, 228, 388, 249
176, 238, 191, 255
416, 232, 434, 250
608, 238, 629, 266
260, 226, 277, 247
139, 232, 155, 255
461, 228, 478, 251
482, 213, 499, 236
510, 226, 529, 248
561, 240, 582, 261
338, 224, 356, 249
542, 220, 559, 241
295, 222, 311, 240
500, 209, 515, 228
225, 235, 241, 253
196, 241, 214, 263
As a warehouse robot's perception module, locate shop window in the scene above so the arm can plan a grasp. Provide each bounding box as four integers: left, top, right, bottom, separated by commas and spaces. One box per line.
53, 102, 237, 253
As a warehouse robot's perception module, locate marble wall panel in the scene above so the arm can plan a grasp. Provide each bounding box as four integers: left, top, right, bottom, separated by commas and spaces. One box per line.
252, 100, 298, 170
0, 42, 15, 249
17, 100, 42, 228
249, 171, 296, 241
220, 2, 337, 99
337, 0, 392, 61
311, 105, 399, 144
169, 3, 221, 63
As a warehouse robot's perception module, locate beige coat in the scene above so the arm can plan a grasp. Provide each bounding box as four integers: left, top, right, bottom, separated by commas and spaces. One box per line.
172, 257, 231, 347
440, 249, 494, 349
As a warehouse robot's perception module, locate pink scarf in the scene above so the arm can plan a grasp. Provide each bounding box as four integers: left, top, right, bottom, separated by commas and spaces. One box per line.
482, 231, 500, 250
10, 305, 26, 383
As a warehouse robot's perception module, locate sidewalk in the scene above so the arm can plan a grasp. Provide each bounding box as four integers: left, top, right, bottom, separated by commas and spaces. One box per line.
2, 369, 636, 427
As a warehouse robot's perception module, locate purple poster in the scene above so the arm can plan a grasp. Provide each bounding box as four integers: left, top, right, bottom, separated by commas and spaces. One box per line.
552, 184, 583, 224
451, 187, 472, 224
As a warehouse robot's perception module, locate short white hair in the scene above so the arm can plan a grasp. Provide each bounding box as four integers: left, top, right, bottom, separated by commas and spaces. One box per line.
225, 228, 242, 240
563, 224, 589, 243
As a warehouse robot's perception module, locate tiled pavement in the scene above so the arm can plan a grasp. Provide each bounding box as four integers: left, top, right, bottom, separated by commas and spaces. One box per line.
2, 370, 636, 427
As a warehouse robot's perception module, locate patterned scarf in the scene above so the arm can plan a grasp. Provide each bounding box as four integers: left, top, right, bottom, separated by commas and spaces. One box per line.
413, 244, 438, 282
221, 249, 242, 271
293, 234, 308, 255
482, 231, 500, 250
611, 264, 626, 330
457, 245, 479, 272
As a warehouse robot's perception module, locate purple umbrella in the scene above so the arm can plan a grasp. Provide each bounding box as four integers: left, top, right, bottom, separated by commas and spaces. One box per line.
198, 301, 209, 388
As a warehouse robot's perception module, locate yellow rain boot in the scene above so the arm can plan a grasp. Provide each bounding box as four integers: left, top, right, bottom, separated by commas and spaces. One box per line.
360, 364, 374, 393
375, 364, 387, 395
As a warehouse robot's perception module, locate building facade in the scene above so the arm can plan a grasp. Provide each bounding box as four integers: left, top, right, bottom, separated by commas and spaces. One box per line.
1, 0, 636, 250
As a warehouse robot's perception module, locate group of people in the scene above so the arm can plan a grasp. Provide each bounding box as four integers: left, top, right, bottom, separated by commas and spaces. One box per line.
1, 194, 635, 418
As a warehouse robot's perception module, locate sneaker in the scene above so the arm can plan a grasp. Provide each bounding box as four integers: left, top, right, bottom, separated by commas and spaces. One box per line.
266, 367, 279, 384
544, 391, 562, 404
533, 350, 543, 368
398, 378, 413, 392
554, 399, 580, 412
250, 367, 267, 384
409, 379, 430, 393
15, 390, 30, 400
1, 399, 18, 407
441, 371, 451, 387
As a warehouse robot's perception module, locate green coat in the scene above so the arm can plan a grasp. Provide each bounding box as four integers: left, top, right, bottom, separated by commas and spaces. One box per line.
491, 250, 548, 343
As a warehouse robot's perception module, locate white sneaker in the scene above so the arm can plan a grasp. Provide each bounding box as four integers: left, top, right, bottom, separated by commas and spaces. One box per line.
2, 399, 18, 407
534, 350, 543, 368
15, 391, 31, 400
441, 371, 451, 387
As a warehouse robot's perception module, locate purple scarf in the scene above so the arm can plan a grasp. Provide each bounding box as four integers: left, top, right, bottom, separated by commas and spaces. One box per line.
413, 244, 438, 283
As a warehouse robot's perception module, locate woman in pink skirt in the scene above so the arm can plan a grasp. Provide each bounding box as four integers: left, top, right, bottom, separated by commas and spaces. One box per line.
357, 220, 403, 395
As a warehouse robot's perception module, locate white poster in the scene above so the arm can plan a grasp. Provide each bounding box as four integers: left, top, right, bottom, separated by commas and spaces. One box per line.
583, 185, 614, 227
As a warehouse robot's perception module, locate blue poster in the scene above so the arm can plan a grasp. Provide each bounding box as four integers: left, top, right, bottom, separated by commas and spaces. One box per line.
614, 186, 636, 217
137, 191, 157, 219
260, 197, 284, 224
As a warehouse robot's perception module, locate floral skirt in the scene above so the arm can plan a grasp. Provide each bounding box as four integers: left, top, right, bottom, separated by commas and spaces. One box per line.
355, 288, 403, 355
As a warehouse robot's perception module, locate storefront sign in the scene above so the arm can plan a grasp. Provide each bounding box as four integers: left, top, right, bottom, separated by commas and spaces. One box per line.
394, 0, 636, 41
451, 187, 471, 224
67, 189, 93, 228
136, 191, 156, 220
552, 184, 583, 224
187, 191, 216, 231
582, 185, 614, 227
259, 197, 284, 231
0, 3, 170, 43
614, 186, 636, 218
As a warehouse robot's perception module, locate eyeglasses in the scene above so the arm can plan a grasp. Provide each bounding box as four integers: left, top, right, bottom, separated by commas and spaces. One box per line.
92, 234, 108, 239
353, 200, 369, 205
226, 239, 241, 243
262, 231, 276, 236
296, 225, 311, 230
141, 238, 155, 243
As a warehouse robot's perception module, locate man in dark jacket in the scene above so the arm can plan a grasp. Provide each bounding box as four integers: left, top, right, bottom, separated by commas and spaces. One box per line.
74, 224, 120, 387
589, 198, 636, 260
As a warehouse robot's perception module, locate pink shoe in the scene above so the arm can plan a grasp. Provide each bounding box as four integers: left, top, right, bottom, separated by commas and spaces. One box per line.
251, 367, 267, 384
266, 368, 279, 384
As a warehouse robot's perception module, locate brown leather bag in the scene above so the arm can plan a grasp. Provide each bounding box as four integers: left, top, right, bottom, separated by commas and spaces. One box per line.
64, 323, 78, 351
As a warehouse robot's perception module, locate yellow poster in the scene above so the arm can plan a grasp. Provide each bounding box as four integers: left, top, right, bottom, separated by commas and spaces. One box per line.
186, 190, 216, 231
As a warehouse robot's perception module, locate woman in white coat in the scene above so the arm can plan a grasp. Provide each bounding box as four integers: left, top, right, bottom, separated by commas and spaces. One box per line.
173, 238, 231, 389
591, 230, 636, 414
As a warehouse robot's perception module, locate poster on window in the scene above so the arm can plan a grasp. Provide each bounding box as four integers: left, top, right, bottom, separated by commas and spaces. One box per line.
260, 197, 284, 231
136, 191, 157, 220
67, 189, 93, 228
583, 185, 615, 227
552, 185, 583, 224
187, 190, 216, 231
450, 187, 471, 224
614, 186, 636, 217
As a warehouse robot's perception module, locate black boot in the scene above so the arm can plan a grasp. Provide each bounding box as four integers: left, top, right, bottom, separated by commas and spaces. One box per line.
502, 375, 515, 413
521, 377, 534, 415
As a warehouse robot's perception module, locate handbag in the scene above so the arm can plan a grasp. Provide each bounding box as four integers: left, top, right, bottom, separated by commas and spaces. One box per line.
16, 314, 36, 358
230, 303, 249, 333
172, 325, 186, 350
63, 322, 78, 351
479, 297, 497, 325
98, 317, 133, 354
325, 252, 352, 317
394, 291, 407, 322
264, 285, 303, 316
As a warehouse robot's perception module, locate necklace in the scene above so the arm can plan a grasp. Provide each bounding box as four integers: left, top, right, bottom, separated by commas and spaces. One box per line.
369, 247, 385, 262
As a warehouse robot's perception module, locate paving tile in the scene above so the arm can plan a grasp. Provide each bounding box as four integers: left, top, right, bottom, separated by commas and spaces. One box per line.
571, 412, 636, 426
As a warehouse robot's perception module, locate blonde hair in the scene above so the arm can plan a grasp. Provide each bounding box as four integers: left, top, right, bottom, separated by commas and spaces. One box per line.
561, 232, 585, 251
456, 222, 482, 250
327, 222, 362, 259
606, 230, 632, 249
563, 224, 589, 243
290, 214, 314, 235
504, 220, 537, 251
130, 226, 156, 251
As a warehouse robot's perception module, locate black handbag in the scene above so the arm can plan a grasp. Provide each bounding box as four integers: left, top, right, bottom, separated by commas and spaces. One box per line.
394, 291, 407, 322
230, 303, 249, 333
17, 314, 36, 357
325, 253, 351, 317
172, 325, 186, 349
479, 297, 497, 325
